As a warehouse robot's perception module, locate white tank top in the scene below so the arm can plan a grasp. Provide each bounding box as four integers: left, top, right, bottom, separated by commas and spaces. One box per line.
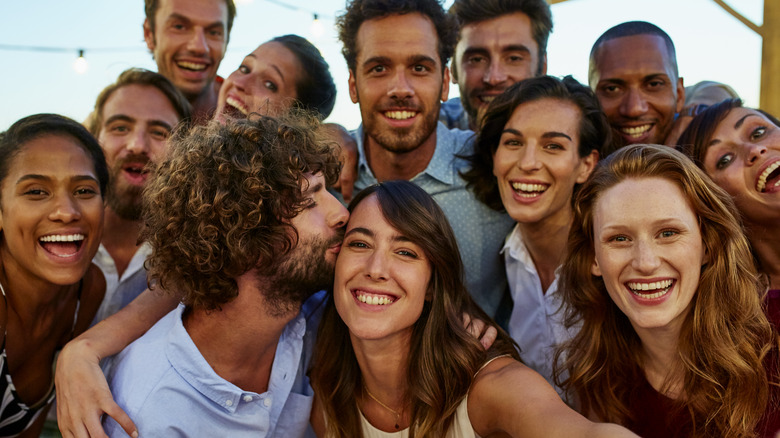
359, 395, 480, 438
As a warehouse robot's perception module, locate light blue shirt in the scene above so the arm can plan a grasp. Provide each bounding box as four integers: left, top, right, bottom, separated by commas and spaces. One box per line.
352, 123, 514, 319
92, 243, 151, 326
104, 291, 326, 437
439, 97, 471, 131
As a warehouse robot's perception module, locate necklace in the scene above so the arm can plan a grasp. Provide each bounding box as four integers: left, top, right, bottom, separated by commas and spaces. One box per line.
363, 386, 402, 430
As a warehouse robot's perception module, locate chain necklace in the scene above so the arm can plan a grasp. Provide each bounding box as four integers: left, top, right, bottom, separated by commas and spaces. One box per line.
363, 385, 402, 430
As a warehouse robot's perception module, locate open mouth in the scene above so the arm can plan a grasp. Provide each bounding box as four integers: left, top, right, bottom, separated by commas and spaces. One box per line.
757, 160, 780, 193
226, 96, 249, 117
354, 289, 397, 306
511, 181, 548, 198
39, 234, 84, 258
384, 110, 417, 120
626, 279, 674, 300
176, 61, 207, 72
620, 124, 652, 139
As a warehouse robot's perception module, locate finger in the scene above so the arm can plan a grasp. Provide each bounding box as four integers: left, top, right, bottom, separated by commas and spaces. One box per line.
103, 402, 138, 438
461, 312, 473, 331
480, 326, 498, 350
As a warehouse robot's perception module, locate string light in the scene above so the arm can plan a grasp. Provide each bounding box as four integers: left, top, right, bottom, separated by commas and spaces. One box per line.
72, 49, 88, 74
310, 14, 324, 39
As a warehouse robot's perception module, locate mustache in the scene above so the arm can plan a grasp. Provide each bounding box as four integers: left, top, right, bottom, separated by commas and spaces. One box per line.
379, 97, 422, 112
112, 153, 151, 171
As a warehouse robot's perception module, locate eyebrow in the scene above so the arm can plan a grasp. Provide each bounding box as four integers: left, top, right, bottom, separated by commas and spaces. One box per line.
362, 54, 437, 68
104, 114, 174, 132
302, 181, 323, 196
344, 226, 414, 243
734, 113, 757, 130
501, 128, 572, 141
167, 13, 224, 30
16, 174, 98, 185
463, 44, 531, 57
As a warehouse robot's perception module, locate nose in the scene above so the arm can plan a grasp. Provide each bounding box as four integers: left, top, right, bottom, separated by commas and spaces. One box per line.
631, 240, 661, 274
483, 61, 507, 86
517, 144, 541, 172
323, 190, 349, 229
364, 247, 389, 281
126, 128, 150, 156
745, 142, 767, 165
186, 28, 209, 55
619, 88, 649, 118
49, 193, 82, 223
388, 69, 414, 100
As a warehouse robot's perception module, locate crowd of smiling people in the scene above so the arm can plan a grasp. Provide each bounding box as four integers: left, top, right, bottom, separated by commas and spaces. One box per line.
1, 0, 779, 437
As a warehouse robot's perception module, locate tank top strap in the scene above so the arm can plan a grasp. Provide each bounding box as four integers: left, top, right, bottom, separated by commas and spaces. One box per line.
473, 354, 512, 379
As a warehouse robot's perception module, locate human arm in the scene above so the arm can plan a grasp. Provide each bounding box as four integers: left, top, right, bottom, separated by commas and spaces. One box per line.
56, 288, 179, 438
468, 357, 639, 438
665, 104, 707, 147
321, 123, 358, 203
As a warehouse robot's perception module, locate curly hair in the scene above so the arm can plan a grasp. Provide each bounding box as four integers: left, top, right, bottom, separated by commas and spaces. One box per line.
337, 0, 458, 72
461, 75, 613, 211
555, 144, 775, 438
311, 181, 519, 438
141, 113, 340, 310
449, 0, 552, 78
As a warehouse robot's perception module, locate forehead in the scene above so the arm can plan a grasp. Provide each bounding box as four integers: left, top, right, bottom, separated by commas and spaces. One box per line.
595, 177, 695, 224
458, 12, 536, 49
101, 85, 180, 125
505, 98, 581, 131
250, 42, 301, 79
355, 13, 440, 65
594, 34, 675, 81
715, 107, 771, 136
155, 0, 227, 25
10, 134, 94, 175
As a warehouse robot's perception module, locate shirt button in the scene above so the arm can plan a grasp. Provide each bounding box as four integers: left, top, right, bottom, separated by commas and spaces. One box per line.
225, 399, 233, 407
243, 395, 253, 402
263, 397, 272, 407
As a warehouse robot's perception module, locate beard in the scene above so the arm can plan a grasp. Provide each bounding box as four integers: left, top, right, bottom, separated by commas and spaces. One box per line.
261, 233, 341, 317
362, 97, 441, 154
106, 153, 150, 221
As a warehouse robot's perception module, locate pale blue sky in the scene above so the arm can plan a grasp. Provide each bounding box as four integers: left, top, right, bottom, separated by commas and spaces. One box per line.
0, 0, 765, 131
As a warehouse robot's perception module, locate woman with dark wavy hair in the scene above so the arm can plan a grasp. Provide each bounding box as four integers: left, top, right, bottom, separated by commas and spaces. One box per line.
462, 75, 611, 388
678, 98, 780, 294
0, 114, 107, 436
556, 144, 780, 438
310, 181, 637, 438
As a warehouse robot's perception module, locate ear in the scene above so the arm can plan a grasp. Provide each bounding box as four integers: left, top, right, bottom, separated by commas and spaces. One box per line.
575, 149, 600, 184
540, 53, 548, 75
441, 66, 451, 102
675, 76, 685, 114
348, 69, 359, 104
591, 258, 602, 277
143, 19, 156, 53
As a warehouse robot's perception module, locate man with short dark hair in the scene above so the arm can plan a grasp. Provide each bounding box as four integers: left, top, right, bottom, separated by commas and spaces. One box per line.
337, 0, 514, 320
142, 0, 236, 122
443, 0, 552, 130
88, 68, 190, 326
589, 21, 686, 147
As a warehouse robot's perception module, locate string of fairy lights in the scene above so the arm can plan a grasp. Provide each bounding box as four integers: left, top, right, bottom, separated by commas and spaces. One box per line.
0, 0, 332, 74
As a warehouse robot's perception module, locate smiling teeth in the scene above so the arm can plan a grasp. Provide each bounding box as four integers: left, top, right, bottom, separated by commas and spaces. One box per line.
357, 293, 394, 305
480, 96, 496, 103
627, 279, 673, 299
226, 97, 249, 115
385, 111, 415, 120
177, 61, 206, 71
40, 234, 84, 242
756, 161, 780, 192
621, 125, 651, 138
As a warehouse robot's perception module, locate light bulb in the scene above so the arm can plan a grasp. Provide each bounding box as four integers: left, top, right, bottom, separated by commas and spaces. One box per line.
73, 50, 88, 74
311, 14, 324, 39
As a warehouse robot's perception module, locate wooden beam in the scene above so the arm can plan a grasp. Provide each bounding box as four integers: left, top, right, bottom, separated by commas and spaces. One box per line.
711, 0, 762, 35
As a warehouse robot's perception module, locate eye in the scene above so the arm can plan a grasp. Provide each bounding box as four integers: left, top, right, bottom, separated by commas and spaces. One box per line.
467, 55, 486, 65
150, 128, 171, 140
23, 187, 48, 198
264, 80, 278, 92
507, 54, 524, 63
659, 229, 679, 238
543, 142, 564, 151
500, 137, 522, 149
412, 64, 429, 73
607, 234, 629, 243
396, 249, 419, 258
600, 84, 621, 96
75, 187, 99, 198
208, 28, 224, 38
109, 124, 130, 134
715, 152, 734, 170
238, 64, 250, 74
646, 79, 665, 89
750, 126, 767, 140
347, 240, 369, 249
369, 65, 386, 74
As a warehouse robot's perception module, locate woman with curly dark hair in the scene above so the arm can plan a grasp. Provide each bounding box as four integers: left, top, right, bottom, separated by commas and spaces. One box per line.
462, 75, 611, 389
311, 181, 637, 438
556, 144, 780, 438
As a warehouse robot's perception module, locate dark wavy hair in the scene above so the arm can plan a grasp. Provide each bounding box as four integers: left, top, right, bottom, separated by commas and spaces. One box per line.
311, 181, 520, 437
449, 0, 552, 78
270, 35, 337, 119
89, 67, 192, 136
461, 75, 613, 211
555, 144, 774, 438
337, 0, 458, 72
141, 112, 340, 310
0, 113, 109, 200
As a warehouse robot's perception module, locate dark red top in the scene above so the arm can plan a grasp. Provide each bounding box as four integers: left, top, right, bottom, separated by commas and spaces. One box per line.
624, 290, 780, 438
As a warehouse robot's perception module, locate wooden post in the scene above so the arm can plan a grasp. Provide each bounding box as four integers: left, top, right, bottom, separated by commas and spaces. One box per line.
761, 0, 780, 116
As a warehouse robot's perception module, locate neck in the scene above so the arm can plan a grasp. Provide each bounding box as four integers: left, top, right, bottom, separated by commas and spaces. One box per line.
183, 272, 300, 394
351, 331, 411, 422
188, 80, 219, 125
102, 208, 143, 278
516, 210, 573, 292
746, 224, 780, 289
364, 130, 437, 182
634, 322, 683, 398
